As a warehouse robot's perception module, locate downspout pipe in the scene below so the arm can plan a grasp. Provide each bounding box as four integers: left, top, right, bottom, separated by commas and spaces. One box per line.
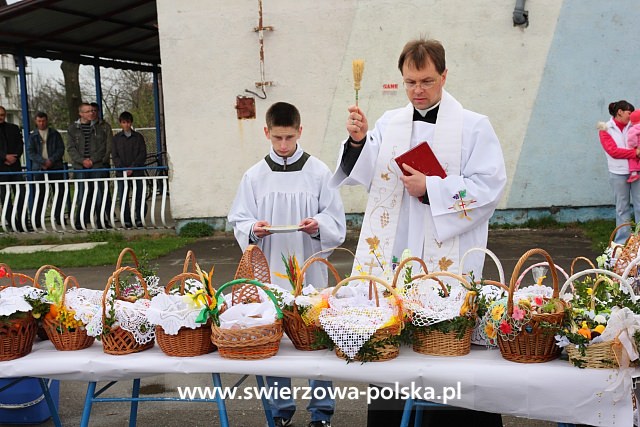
513, 0, 529, 27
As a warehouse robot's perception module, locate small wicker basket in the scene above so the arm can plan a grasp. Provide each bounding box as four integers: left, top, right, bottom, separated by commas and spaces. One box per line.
497, 248, 566, 363
211, 278, 284, 360
283, 254, 344, 351
42, 275, 95, 351
101, 266, 155, 355
331, 275, 403, 362
155, 272, 216, 357
0, 263, 37, 361
232, 245, 271, 305
407, 271, 477, 357
560, 268, 636, 368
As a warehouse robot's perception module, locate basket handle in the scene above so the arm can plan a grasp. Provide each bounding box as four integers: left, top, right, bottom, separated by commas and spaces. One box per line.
182, 250, 198, 274
514, 261, 568, 288
164, 272, 202, 295
570, 256, 596, 276
0, 263, 16, 289
392, 256, 428, 288
559, 268, 636, 302
609, 222, 635, 247
412, 270, 473, 291
101, 266, 149, 325
295, 257, 342, 297
11, 273, 34, 287
115, 247, 140, 270
406, 273, 450, 297
59, 276, 80, 307
459, 247, 506, 286
508, 248, 559, 316
214, 278, 283, 319
33, 265, 67, 289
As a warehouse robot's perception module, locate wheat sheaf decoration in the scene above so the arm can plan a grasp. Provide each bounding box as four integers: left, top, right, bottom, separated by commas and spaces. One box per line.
352, 59, 365, 106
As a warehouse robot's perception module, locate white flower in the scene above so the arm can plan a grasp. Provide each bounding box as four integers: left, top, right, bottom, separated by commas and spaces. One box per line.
594, 314, 607, 324
554, 335, 570, 348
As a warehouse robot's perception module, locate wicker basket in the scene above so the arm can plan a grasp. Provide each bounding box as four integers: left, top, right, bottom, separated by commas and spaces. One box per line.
42, 275, 95, 351
560, 269, 636, 368
232, 245, 271, 304
101, 266, 154, 355
155, 272, 216, 357
407, 271, 477, 356
211, 278, 283, 360
610, 223, 639, 277
391, 256, 428, 289
331, 275, 403, 362
0, 264, 38, 361
497, 248, 566, 363
283, 253, 346, 351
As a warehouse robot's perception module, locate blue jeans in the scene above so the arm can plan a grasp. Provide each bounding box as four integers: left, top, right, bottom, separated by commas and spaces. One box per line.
609, 172, 640, 244
265, 376, 334, 422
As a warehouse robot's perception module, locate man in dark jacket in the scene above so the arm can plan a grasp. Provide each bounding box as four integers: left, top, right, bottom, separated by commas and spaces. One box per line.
27, 111, 66, 226
112, 111, 147, 227
0, 105, 26, 230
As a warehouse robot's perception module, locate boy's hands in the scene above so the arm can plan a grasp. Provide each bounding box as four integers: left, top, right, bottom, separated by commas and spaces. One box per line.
253, 220, 272, 238
299, 218, 319, 235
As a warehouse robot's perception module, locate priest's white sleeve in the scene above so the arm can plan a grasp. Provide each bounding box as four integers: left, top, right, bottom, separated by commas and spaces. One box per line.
227, 173, 259, 251
426, 116, 506, 242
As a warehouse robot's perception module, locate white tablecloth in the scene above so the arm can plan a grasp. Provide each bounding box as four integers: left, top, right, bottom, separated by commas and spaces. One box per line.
0, 339, 635, 426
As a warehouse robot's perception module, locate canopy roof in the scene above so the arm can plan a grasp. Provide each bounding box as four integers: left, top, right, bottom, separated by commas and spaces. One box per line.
0, 0, 159, 71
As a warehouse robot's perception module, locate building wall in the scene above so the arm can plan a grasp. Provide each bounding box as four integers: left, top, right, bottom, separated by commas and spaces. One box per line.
156, 0, 639, 228
0, 53, 21, 125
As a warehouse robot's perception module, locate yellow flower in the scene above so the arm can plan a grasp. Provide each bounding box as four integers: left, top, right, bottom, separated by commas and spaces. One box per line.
594, 325, 605, 334
586, 288, 593, 295
491, 304, 505, 321
484, 322, 497, 339
183, 289, 208, 309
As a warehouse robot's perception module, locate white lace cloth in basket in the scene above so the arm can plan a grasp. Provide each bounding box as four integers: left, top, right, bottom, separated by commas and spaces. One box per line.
0, 286, 44, 316
147, 290, 207, 335
319, 284, 397, 359
404, 279, 468, 327
471, 284, 506, 346
83, 287, 155, 344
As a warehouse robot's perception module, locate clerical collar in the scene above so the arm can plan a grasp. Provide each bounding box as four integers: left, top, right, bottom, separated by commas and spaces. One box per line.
413, 102, 440, 124
265, 145, 310, 172
269, 145, 304, 166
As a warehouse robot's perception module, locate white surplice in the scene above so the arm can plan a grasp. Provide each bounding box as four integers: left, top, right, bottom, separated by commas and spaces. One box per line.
228, 145, 346, 289
330, 92, 506, 279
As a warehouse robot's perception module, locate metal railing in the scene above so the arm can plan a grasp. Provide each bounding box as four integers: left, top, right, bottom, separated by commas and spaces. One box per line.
0, 167, 170, 233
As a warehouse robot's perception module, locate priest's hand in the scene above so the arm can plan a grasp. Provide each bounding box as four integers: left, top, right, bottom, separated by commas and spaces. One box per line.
253, 220, 272, 238
400, 163, 427, 198
347, 105, 368, 143
299, 218, 319, 235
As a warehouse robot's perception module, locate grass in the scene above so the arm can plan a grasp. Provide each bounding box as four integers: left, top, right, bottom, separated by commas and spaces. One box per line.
491, 217, 615, 252
0, 231, 195, 269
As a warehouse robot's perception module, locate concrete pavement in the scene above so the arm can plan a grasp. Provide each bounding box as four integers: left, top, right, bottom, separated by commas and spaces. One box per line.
4, 228, 600, 427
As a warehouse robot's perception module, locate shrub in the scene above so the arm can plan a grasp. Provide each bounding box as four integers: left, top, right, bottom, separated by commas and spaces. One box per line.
179, 222, 214, 238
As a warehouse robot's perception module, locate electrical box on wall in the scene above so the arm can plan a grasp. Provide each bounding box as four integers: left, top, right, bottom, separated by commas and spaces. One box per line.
236, 96, 256, 119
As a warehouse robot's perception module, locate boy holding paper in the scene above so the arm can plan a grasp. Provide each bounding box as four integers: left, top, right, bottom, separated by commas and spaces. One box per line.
228, 101, 346, 427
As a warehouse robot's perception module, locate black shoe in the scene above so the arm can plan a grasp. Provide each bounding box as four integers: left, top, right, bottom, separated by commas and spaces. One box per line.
308, 422, 331, 427
271, 417, 292, 427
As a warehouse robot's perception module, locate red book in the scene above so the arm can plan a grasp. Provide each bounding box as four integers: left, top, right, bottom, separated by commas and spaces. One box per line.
394, 142, 446, 202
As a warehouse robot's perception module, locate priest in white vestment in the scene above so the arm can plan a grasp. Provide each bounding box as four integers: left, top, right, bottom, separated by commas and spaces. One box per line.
330, 38, 506, 427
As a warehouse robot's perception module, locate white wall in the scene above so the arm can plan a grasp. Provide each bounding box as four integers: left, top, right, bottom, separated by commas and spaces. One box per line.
156, 0, 563, 221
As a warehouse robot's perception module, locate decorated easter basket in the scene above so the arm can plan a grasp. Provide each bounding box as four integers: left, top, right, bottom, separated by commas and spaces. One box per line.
321, 275, 403, 362
405, 271, 477, 356
153, 271, 216, 357
459, 248, 508, 347
558, 268, 636, 369
0, 264, 38, 361
232, 244, 271, 302
42, 274, 95, 351
495, 248, 567, 363
101, 266, 155, 355
211, 278, 284, 360
610, 223, 640, 280
281, 255, 341, 351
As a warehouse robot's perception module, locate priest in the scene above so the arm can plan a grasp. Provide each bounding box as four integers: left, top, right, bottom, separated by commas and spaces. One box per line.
330, 38, 507, 426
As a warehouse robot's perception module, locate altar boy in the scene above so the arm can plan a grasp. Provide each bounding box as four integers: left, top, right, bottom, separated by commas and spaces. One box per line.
228, 101, 346, 427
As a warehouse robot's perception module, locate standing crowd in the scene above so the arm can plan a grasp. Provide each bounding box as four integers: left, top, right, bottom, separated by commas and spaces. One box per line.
0, 103, 148, 230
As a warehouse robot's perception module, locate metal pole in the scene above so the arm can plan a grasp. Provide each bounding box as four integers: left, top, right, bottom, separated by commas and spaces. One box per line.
152, 66, 162, 163
16, 48, 30, 171
94, 61, 103, 119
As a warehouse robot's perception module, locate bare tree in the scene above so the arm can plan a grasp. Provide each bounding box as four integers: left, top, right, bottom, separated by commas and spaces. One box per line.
60, 61, 82, 124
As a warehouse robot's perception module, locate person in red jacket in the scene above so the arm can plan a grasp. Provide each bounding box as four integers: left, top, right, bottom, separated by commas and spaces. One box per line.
598, 100, 639, 244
